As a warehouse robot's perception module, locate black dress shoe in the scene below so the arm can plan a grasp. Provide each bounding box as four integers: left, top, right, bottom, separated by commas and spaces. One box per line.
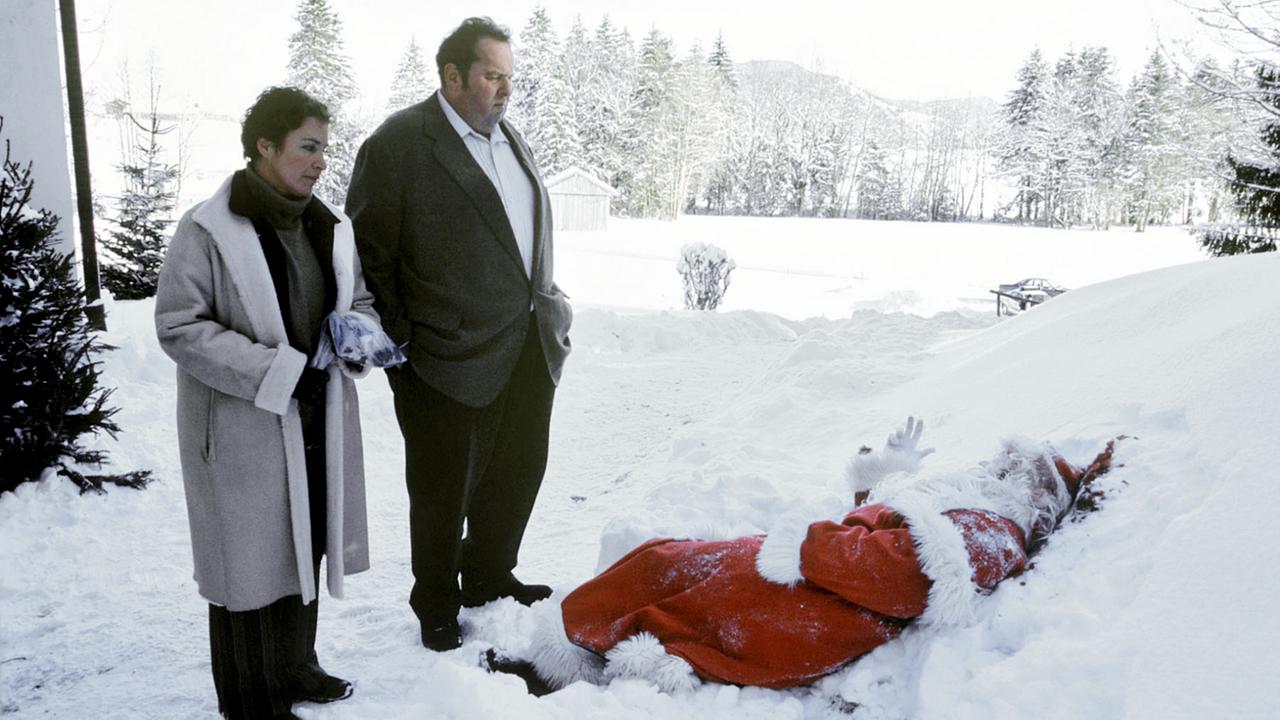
461, 576, 553, 608
420, 618, 463, 651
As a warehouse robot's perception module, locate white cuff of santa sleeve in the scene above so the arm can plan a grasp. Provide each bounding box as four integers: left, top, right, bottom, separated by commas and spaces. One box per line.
846, 447, 923, 494
755, 514, 812, 586
528, 594, 605, 689
883, 490, 980, 628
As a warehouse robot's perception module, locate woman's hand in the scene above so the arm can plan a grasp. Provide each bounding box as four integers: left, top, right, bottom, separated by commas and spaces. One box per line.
292, 367, 329, 406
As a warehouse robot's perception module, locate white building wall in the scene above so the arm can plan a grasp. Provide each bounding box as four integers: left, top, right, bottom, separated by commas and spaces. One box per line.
551, 194, 609, 232
0, 0, 75, 257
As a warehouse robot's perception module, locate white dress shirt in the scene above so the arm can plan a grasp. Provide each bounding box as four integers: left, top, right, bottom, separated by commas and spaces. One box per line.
438, 91, 536, 279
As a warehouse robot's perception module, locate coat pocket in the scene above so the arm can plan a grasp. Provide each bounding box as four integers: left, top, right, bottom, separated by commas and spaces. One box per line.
413, 304, 463, 343
201, 387, 217, 462
534, 288, 573, 343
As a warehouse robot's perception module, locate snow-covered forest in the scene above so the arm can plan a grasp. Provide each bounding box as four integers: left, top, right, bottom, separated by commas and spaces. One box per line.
83, 0, 1267, 231
497, 12, 1246, 226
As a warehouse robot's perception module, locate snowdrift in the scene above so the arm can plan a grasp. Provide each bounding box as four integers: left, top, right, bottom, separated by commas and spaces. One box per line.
606, 251, 1280, 719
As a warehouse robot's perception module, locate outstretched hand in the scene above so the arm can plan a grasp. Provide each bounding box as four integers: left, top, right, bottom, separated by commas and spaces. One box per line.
846, 416, 934, 498
885, 416, 935, 462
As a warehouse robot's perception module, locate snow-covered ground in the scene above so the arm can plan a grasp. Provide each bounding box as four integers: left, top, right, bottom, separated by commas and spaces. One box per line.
4, 217, 1276, 719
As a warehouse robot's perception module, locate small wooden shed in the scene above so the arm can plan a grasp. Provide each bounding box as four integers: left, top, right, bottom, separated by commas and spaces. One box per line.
545, 166, 617, 232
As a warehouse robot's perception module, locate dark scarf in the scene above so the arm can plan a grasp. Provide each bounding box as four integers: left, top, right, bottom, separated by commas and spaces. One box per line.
228, 169, 339, 353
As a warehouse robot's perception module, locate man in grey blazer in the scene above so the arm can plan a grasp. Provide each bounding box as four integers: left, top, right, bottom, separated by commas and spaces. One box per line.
345, 16, 572, 651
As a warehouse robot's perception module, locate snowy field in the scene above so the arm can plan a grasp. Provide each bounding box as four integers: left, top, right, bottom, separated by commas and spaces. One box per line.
3, 217, 1277, 720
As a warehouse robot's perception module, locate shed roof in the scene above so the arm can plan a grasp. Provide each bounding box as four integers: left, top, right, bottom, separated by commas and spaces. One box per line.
545, 166, 619, 197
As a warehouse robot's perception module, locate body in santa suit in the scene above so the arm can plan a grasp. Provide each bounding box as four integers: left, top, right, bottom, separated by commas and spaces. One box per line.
508, 419, 1116, 693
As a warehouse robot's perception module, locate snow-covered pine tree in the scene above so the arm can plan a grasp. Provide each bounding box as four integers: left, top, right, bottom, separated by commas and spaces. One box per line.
1120, 51, 1183, 232
1032, 54, 1092, 228
997, 49, 1049, 223
1200, 65, 1280, 255
581, 16, 637, 204
387, 37, 435, 113
626, 28, 678, 218
0, 121, 151, 494
100, 93, 177, 300
511, 6, 560, 155
287, 0, 356, 110
707, 34, 737, 91
535, 16, 594, 177
1071, 47, 1125, 229
807, 121, 850, 218
856, 140, 892, 219
537, 76, 582, 177
666, 42, 717, 217
286, 0, 360, 205
700, 34, 739, 214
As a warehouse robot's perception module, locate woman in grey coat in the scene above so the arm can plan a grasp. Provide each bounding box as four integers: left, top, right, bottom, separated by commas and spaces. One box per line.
155, 87, 378, 719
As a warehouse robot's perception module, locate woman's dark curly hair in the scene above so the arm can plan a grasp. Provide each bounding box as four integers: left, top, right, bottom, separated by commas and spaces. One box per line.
240, 86, 331, 162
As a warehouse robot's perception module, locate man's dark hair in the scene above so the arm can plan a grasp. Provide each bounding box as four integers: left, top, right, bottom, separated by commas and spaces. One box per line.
436, 17, 510, 86
240, 86, 331, 162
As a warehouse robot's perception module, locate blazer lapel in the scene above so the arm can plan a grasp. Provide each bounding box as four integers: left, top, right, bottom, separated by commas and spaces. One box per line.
422, 97, 526, 275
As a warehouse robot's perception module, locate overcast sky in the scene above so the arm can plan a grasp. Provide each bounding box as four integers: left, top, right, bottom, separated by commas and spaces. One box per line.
74, 0, 1207, 116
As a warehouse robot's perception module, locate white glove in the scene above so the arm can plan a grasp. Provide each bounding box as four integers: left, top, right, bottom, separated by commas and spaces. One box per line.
847, 416, 934, 495
886, 416, 935, 463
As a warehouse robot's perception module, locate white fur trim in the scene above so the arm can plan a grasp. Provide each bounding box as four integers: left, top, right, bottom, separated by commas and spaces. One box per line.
529, 598, 605, 689
253, 344, 306, 416
883, 491, 979, 628
846, 447, 923, 494
755, 513, 811, 586
603, 632, 701, 694
683, 524, 740, 542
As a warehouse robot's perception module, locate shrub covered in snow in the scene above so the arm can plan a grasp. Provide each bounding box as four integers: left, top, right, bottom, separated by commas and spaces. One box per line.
0, 122, 151, 494
677, 242, 736, 311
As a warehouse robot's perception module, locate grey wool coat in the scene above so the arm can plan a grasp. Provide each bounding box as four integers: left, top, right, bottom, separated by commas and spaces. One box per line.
155, 174, 373, 611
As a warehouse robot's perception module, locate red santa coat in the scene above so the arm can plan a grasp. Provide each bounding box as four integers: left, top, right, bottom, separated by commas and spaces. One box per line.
561, 502, 1028, 689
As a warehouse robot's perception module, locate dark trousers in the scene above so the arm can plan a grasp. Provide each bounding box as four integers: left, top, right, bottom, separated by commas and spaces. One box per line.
208, 420, 327, 719
390, 315, 555, 628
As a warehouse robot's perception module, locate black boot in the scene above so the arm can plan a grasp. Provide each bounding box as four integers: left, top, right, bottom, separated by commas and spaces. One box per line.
420, 617, 463, 651
289, 656, 353, 704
